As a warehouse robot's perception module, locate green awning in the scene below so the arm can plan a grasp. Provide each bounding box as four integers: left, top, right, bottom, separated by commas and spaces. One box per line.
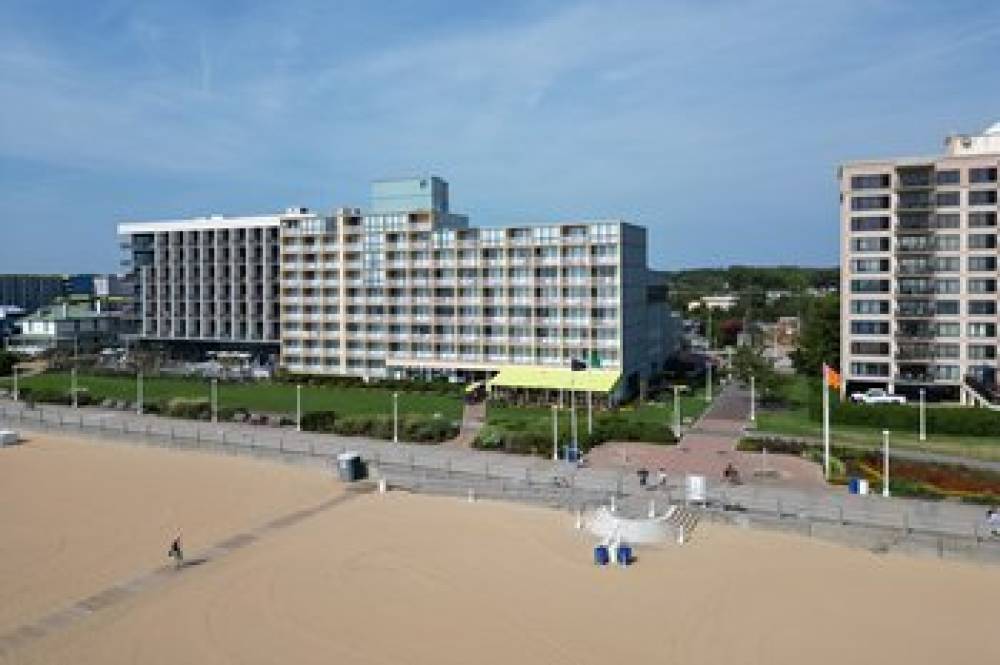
487, 367, 621, 393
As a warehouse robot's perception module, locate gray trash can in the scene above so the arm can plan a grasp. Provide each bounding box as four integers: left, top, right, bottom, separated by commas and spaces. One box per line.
336, 451, 366, 482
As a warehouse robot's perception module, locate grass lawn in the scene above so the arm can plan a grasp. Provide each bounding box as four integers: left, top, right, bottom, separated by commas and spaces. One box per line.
485, 383, 714, 443
0, 372, 462, 420
755, 375, 1000, 463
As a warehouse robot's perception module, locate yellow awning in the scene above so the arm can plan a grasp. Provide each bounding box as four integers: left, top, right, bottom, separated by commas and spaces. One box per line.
487, 367, 620, 393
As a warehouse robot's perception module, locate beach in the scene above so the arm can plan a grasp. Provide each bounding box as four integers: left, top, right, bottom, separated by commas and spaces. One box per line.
1, 432, 997, 664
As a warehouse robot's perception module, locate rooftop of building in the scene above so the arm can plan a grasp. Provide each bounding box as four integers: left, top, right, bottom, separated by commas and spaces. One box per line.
839, 122, 1000, 170
22, 302, 118, 321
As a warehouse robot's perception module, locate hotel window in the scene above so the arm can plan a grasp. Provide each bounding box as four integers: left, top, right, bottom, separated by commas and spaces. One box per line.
850, 300, 889, 314
850, 362, 889, 377
968, 344, 998, 360
850, 341, 890, 355
935, 343, 960, 359
851, 196, 890, 211
968, 323, 997, 338
935, 301, 960, 315
851, 258, 889, 273
932, 257, 960, 272
969, 212, 997, 227
850, 279, 889, 293
935, 169, 960, 185
850, 321, 889, 335
934, 278, 960, 294
969, 279, 997, 294
968, 234, 997, 249
969, 167, 998, 183
851, 237, 889, 252
969, 190, 998, 206
850, 217, 890, 232
935, 191, 960, 207
934, 213, 959, 228
850, 174, 890, 189
935, 322, 960, 337
968, 256, 997, 272
968, 301, 997, 315
933, 234, 960, 251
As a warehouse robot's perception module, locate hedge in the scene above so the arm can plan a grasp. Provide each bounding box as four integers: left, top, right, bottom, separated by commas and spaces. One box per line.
300, 410, 457, 443
807, 393, 1000, 437
474, 415, 677, 457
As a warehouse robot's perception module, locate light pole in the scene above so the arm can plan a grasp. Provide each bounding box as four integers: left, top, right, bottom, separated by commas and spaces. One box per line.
551, 404, 559, 461
570, 373, 578, 453
71, 367, 78, 409
750, 375, 756, 424
919, 388, 926, 442
211, 378, 218, 424
705, 360, 712, 403
587, 390, 593, 437
137, 370, 143, 415
672, 385, 682, 439
393, 391, 399, 443
882, 429, 891, 498
296, 384, 303, 432
12, 365, 18, 402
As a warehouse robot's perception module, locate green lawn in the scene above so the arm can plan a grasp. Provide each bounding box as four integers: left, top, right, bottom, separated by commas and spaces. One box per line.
0, 372, 461, 420
755, 375, 1000, 462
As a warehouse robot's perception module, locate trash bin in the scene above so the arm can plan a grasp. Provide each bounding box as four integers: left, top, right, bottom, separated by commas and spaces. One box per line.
593, 545, 609, 565
848, 478, 860, 494
616, 545, 632, 566
336, 452, 366, 482
564, 446, 580, 463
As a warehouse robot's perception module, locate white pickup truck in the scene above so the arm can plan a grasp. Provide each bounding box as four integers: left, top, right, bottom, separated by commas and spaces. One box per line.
849, 388, 907, 405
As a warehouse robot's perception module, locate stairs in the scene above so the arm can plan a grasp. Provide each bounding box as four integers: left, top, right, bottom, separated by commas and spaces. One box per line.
960, 378, 1000, 411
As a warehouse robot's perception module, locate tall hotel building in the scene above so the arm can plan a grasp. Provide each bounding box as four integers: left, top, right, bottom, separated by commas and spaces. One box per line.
119, 177, 679, 397
840, 124, 1000, 398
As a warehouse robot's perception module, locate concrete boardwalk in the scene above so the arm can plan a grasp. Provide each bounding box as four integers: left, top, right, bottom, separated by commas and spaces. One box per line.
587, 386, 825, 488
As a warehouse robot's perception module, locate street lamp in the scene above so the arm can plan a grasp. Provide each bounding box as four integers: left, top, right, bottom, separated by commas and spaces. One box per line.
750, 375, 756, 424
12, 365, 18, 402
705, 360, 712, 403
211, 378, 218, 424
551, 404, 559, 461
919, 388, 926, 442
137, 370, 143, 415
882, 429, 891, 498
393, 391, 399, 443
71, 367, 78, 409
296, 384, 303, 432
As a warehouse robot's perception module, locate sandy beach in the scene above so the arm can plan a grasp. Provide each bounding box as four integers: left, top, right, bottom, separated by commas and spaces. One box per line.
1, 432, 997, 665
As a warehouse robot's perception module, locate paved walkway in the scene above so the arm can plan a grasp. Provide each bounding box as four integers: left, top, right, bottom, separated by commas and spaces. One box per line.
447, 400, 485, 448
586, 386, 826, 488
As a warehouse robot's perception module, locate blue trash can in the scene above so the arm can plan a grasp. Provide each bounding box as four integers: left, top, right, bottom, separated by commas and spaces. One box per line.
616, 545, 632, 566
848, 478, 860, 495
594, 545, 609, 566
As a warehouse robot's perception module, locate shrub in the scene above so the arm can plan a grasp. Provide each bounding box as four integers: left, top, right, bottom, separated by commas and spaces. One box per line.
20, 387, 71, 405
301, 410, 337, 433
166, 397, 211, 420
808, 398, 1000, 438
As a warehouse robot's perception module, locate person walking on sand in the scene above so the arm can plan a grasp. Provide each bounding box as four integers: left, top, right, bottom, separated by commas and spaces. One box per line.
168, 533, 184, 568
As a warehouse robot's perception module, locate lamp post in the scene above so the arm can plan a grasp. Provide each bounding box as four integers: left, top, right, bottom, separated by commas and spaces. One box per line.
587, 390, 593, 437
919, 388, 926, 442
570, 372, 578, 453
71, 367, 78, 409
296, 384, 303, 432
705, 360, 712, 403
882, 429, 891, 498
393, 391, 399, 443
551, 404, 559, 461
137, 370, 143, 415
12, 365, 18, 402
211, 378, 218, 424
672, 385, 682, 439
750, 375, 756, 424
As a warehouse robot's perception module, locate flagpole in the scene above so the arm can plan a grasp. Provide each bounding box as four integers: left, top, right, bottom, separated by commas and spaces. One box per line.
822, 365, 830, 480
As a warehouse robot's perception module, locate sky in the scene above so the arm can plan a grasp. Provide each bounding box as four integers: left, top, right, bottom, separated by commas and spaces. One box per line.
1, 0, 999, 274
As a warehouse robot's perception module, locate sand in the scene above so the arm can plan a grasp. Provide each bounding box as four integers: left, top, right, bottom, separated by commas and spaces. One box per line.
1, 433, 998, 665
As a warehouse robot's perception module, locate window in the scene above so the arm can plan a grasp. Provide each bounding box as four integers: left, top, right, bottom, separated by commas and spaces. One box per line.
851, 258, 889, 273
968, 344, 997, 360
935, 343, 960, 359
851, 237, 890, 252
968, 323, 997, 338
969, 212, 997, 227
932, 365, 960, 381
934, 213, 960, 229
851, 362, 889, 377
968, 300, 997, 315
851, 321, 889, 335
851, 341, 889, 355
851, 174, 890, 189
933, 257, 960, 272
969, 167, 998, 183
934, 234, 960, 250
851, 196, 890, 211
969, 278, 997, 294
935, 191, 960, 207
935, 322, 960, 337
968, 256, 997, 272
851, 217, 890, 232
968, 234, 997, 249
969, 190, 997, 206
935, 169, 960, 185
935, 300, 960, 315
851, 300, 889, 314
934, 278, 960, 294
851, 279, 889, 293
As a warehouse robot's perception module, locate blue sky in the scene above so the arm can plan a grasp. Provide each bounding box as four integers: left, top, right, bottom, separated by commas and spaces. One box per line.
1, 0, 998, 273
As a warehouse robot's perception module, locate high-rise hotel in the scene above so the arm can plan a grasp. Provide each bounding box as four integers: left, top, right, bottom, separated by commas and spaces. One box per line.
119, 177, 680, 397
840, 124, 1000, 398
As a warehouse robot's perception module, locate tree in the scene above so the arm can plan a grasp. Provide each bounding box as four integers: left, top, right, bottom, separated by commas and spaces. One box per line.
0, 351, 17, 377
792, 294, 840, 377
732, 344, 782, 403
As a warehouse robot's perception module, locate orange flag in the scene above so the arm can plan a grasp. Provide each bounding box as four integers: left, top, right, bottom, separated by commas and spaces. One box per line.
823, 363, 841, 390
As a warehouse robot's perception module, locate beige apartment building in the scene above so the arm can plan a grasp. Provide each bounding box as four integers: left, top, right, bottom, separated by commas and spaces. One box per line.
120, 177, 680, 397
840, 123, 1000, 399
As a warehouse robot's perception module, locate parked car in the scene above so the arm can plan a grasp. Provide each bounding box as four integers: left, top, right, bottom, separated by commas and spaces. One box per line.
849, 388, 907, 405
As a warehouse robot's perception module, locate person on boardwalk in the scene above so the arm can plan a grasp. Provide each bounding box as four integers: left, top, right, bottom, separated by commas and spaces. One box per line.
168, 534, 184, 568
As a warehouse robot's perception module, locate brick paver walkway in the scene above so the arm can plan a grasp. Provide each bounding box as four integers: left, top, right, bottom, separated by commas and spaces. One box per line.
586, 386, 826, 488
